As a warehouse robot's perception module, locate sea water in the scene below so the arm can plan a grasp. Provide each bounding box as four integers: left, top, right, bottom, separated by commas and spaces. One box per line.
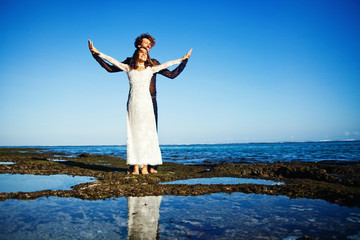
6, 140, 360, 164
0, 174, 96, 192
0, 193, 359, 239
160, 177, 284, 185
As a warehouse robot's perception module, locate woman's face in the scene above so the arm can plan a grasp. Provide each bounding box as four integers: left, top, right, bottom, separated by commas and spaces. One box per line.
138, 48, 148, 62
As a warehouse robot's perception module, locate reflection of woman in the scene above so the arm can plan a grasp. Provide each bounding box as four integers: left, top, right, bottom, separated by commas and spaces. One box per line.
88, 40, 192, 174
127, 196, 162, 239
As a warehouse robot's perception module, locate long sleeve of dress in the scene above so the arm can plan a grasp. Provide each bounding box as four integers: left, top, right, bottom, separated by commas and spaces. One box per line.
98, 52, 130, 72
151, 59, 182, 73
155, 59, 188, 79
92, 53, 122, 72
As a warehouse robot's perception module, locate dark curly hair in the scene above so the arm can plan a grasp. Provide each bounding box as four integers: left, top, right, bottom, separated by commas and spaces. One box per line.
134, 33, 156, 48
129, 47, 154, 70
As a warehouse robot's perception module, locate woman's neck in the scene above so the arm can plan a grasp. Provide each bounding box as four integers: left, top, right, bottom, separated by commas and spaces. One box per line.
136, 60, 145, 67
135, 60, 146, 71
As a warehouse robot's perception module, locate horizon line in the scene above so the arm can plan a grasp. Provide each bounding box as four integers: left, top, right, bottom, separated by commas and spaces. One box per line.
1, 139, 359, 147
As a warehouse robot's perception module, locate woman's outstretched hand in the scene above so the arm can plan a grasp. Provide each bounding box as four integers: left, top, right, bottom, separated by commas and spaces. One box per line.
181, 48, 193, 61
88, 40, 100, 55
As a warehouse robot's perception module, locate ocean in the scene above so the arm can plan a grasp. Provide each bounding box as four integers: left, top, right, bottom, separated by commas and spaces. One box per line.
9, 140, 360, 164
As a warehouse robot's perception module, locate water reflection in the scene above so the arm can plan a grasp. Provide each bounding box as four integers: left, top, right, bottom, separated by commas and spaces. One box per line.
0, 193, 359, 239
127, 196, 162, 239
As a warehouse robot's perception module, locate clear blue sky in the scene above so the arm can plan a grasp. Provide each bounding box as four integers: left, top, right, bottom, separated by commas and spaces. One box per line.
1, 0, 359, 146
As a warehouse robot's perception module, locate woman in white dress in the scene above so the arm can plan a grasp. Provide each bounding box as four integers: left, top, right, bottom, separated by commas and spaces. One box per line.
88, 40, 192, 174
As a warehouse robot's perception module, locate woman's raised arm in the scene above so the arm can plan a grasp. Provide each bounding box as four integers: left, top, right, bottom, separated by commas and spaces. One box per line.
151, 49, 192, 73
88, 40, 130, 72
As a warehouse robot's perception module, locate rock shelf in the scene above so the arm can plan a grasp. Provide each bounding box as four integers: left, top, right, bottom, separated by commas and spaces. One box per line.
0, 148, 359, 207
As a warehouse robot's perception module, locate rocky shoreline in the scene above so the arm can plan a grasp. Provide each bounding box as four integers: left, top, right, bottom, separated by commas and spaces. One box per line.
0, 148, 359, 207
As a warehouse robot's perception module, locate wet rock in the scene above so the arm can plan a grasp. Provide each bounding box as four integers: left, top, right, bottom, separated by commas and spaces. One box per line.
78, 153, 94, 158
31, 157, 48, 161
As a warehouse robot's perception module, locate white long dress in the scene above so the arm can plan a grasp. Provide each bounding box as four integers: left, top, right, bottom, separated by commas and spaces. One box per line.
98, 52, 181, 166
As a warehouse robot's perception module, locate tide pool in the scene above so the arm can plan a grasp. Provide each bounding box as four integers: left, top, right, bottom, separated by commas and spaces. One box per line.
0, 174, 96, 193
160, 177, 284, 185
0, 193, 359, 239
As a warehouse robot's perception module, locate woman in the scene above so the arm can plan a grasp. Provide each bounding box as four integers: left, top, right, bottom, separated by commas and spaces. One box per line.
88, 40, 192, 174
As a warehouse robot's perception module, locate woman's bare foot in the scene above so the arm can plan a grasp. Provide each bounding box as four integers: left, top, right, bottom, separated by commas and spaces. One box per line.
149, 168, 158, 174
141, 165, 149, 174
131, 165, 140, 175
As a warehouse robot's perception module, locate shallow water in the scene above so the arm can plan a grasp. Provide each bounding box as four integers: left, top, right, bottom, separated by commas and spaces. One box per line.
47, 158, 70, 162
0, 174, 96, 193
0, 162, 15, 165
160, 177, 284, 185
0, 193, 359, 239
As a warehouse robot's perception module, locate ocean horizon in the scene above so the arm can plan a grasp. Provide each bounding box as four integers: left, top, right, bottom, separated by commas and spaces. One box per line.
3, 140, 359, 165
2, 139, 360, 147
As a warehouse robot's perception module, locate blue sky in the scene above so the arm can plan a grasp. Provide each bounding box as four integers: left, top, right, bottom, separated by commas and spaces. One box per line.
1, 0, 359, 145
